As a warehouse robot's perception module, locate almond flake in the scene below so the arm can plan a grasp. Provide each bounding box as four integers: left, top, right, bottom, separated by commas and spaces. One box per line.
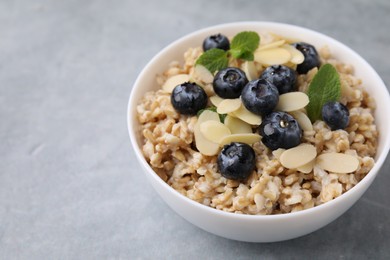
230, 104, 262, 125
200, 120, 231, 144
217, 98, 242, 114
209, 95, 224, 107
283, 61, 297, 70
297, 160, 315, 173
257, 40, 286, 51
224, 115, 253, 134
194, 110, 220, 156
290, 110, 313, 131
219, 133, 261, 146
276, 92, 309, 112
279, 144, 317, 169
242, 61, 258, 81
254, 48, 291, 65
281, 44, 304, 64
272, 148, 286, 160
162, 74, 190, 93
191, 64, 214, 86
316, 153, 359, 174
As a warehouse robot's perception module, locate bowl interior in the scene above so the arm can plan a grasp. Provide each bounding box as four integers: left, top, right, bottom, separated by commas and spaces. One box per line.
128, 22, 390, 218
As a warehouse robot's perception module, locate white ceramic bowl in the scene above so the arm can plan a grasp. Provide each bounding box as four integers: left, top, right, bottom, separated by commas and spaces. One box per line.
127, 22, 390, 242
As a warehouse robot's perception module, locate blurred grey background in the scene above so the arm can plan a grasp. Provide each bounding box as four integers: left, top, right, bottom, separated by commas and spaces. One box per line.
1, 0, 389, 259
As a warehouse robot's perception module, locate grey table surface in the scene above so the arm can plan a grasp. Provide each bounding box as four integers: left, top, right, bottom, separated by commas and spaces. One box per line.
1, 0, 390, 259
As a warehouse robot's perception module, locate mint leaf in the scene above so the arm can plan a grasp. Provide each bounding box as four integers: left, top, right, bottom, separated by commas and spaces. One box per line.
197, 106, 226, 123
238, 51, 254, 61
196, 48, 228, 74
219, 113, 227, 123
228, 49, 242, 59
306, 64, 341, 122
229, 31, 260, 60
229, 49, 255, 61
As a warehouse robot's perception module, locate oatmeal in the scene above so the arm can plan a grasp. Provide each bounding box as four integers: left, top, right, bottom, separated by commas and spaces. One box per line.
136, 31, 377, 215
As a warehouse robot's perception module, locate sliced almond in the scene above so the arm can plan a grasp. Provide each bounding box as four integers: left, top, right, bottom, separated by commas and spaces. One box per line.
194, 110, 220, 156
297, 159, 315, 173
290, 110, 313, 131
190, 64, 214, 87
257, 39, 286, 51
255, 48, 291, 65
269, 32, 295, 43
258, 32, 275, 45
200, 120, 231, 144
279, 144, 317, 169
162, 74, 190, 93
276, 92, 309, 112
197, 110, 220, 123
219, 133, 261, 146
283, 61, 298, 70
316, 153, 359, 174
231, 104, 262, 125
242, 61, 258, 81
272, 148, 286, 160
281, 44, 304, 64
217, 98, 242, 114
209, 95, 224, 107
224, 115, 253, 134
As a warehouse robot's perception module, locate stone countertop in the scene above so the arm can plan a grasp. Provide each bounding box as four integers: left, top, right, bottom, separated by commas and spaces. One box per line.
1, 0, 389, 259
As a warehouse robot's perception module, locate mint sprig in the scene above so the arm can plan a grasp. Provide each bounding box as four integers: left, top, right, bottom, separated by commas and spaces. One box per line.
306, 64, 341, 122
195, 31, 260, 74
195, 49, 228, 75
229, 31, 260, 60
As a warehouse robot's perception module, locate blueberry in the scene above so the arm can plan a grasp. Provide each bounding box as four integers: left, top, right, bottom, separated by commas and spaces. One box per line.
259, 111, 302, 150
202, 33, 230, 51
171, 82, 207, 115
241, 79, 279, 116
322, 101, 349, 130
213, 67, 248, 99
260, 65, 297, 94
217, 142, 256, 180
292, 42, 320, 74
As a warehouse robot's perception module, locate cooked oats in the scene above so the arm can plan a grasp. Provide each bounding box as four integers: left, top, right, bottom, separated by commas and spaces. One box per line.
136, 33, 378, 215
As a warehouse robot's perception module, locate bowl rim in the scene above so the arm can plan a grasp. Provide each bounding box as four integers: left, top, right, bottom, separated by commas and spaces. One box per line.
127, 21, 390, 220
